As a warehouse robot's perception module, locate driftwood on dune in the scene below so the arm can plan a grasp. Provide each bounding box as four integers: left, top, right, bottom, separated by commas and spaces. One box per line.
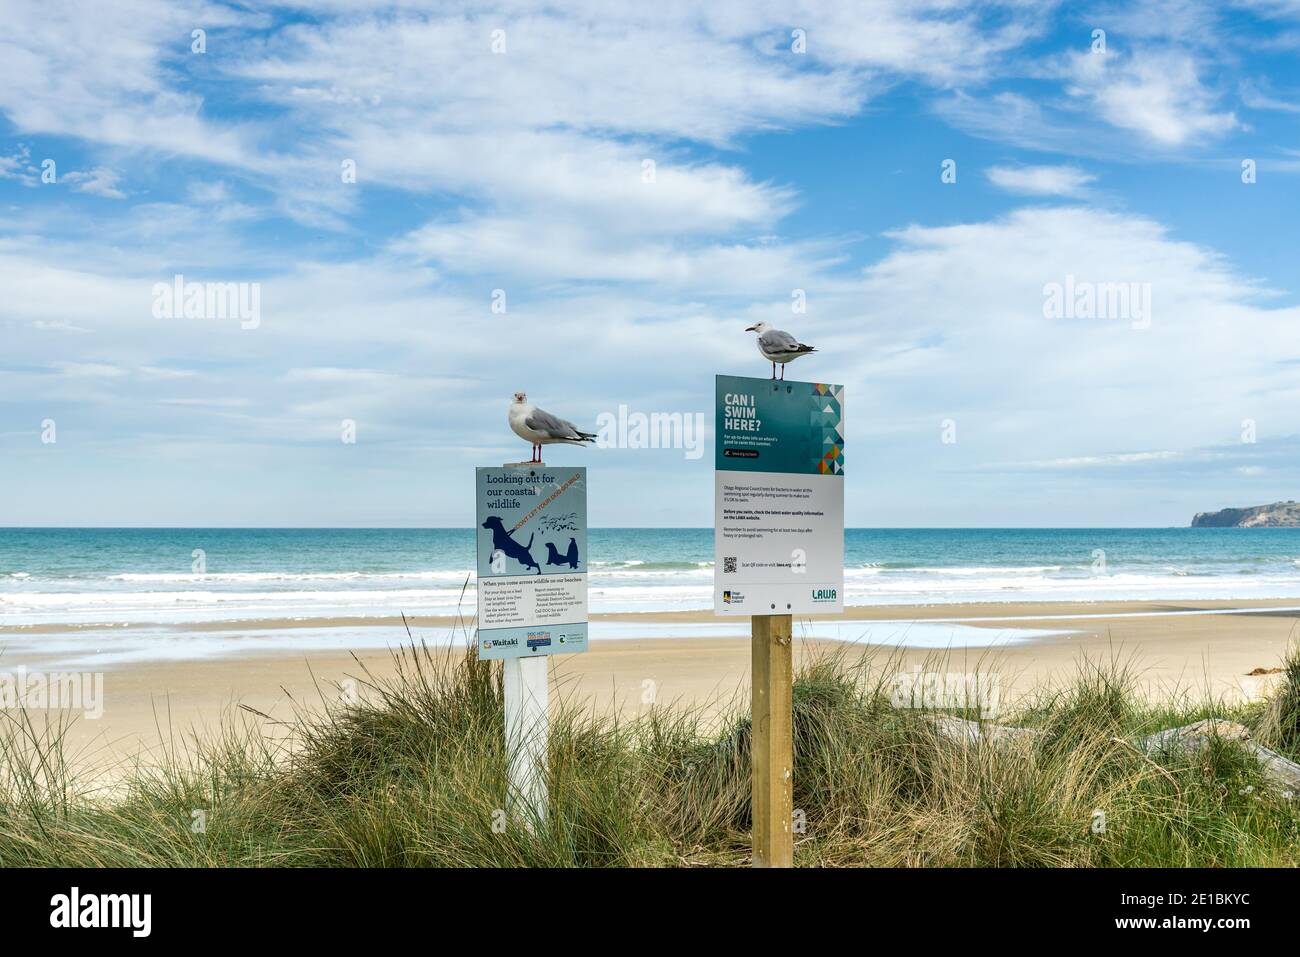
922, 714, 1300, 791
923, 713, 1044, 748
1134, 719, 1300, 791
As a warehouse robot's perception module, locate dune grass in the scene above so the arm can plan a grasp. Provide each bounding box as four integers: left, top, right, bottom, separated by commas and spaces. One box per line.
0, 639, 1298, 867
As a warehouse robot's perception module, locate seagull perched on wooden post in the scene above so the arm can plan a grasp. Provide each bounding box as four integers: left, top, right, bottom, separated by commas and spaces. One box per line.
746, 321, 816, 380
508, 392, 596, 463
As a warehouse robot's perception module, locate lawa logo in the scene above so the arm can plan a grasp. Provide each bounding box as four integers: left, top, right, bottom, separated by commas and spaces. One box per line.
811, 588, 837, 602
50, 887, 151, 937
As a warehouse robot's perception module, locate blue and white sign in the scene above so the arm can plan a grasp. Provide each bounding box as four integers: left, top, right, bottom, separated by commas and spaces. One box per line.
714, 375, 844, 616
475, 466, 589, 660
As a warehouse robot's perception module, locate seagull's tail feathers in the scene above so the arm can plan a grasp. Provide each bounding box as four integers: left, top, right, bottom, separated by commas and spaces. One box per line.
797, 343, 816, 353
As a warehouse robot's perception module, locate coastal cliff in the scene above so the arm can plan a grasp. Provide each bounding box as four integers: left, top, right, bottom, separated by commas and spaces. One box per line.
1191, 501, 1300, 527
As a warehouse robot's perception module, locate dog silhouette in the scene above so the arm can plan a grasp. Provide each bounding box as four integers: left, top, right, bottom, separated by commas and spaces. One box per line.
482, 516, 540, 575
545, 537, 579, 570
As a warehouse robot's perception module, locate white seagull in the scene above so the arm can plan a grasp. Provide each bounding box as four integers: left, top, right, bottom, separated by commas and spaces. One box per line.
746, 321, 816, 380
508, 392, 596, 463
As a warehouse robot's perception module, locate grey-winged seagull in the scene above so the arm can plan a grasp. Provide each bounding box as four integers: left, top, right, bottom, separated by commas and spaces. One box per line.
746, 321, 816, 380
509, 392, 596, 463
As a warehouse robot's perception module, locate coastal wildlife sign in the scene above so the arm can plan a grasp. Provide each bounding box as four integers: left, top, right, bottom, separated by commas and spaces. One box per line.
476, 466, 588, 660
714, 374, 844, 616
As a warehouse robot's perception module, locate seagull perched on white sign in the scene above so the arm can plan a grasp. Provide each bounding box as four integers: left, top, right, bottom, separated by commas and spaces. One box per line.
508, 392, 596, 463
746, 321, 816, 380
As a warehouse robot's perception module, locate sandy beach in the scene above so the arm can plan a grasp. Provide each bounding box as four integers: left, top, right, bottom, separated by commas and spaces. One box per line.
8, 597, 1298, 779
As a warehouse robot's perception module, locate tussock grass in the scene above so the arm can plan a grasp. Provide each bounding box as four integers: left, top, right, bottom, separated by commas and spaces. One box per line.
1, 639, 1298, 867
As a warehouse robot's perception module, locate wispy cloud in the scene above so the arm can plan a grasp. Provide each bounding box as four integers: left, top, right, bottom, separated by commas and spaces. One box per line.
986, 164, 1096, 197
61, 167, 126, 199
1064, 48, 1238, 147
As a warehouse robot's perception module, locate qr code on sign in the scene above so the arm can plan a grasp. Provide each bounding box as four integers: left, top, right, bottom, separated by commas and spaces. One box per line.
723, 557, 737, 574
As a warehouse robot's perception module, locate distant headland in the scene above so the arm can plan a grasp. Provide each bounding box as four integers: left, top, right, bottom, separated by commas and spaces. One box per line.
1191, 501, 1300, 527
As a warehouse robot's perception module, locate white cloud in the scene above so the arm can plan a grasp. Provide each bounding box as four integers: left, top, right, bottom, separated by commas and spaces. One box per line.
987, 164, 1096, 197
742, 0, 1047, 85
0, 1, 1057, 232
0, 0, 258, 162
349, 130, 795, 237
1240, 78, 1300, 112
0, 146, 38, 185
62, 167, 126, 199
842, 206, 1293, 464
391, 213, 844, 289
1065, 49, 1238, 146
1000, 450, 1198, 469
4, 203, 1290, 462
935, 91, 1085, 153
1235, 1, 1300, 19
284, 368, 401, 385
2, 196, 1298, 525
52, 361, 129, 379
238, 6, 859, 145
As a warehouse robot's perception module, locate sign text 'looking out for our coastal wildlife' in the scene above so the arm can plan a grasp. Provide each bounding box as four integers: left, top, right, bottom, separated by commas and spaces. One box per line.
475, 466, 589, 661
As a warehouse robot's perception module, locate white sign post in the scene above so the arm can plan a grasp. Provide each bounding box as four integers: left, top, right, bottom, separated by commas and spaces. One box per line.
476, 463, 589, 829
502, 655, 549, 828
713, 374, 845, 867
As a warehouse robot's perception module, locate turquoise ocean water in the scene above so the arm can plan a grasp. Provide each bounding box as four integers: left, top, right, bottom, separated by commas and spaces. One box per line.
5, 528, 1300, 663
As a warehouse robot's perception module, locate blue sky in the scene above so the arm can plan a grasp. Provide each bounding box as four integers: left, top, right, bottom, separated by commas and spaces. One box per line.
2, 0, 1299, 528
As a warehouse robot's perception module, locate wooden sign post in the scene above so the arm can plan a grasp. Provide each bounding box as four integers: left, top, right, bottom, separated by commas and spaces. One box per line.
751, 613, 794, 868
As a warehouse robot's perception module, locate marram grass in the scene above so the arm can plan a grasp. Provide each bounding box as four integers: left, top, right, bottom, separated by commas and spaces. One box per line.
0, 640, 1298, 867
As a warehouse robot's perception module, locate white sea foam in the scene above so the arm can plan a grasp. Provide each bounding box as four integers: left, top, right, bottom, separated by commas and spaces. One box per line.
889, 565, 1067, 575
107, 570, 471, 583
7, 560, 1300, 633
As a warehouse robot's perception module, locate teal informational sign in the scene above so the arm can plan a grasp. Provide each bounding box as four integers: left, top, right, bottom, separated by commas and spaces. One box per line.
714, 375, 844, 616
716, 375, 845, 475
475, 466, 588, 660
